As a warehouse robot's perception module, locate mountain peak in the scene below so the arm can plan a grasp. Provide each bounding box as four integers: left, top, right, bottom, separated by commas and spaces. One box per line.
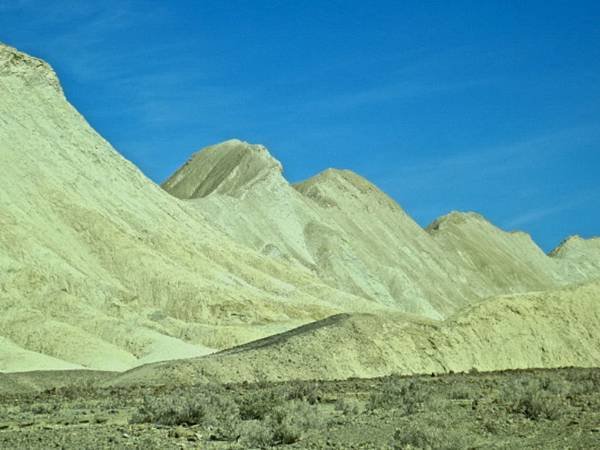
549, 235, 600, 258
0, 42, 63, 95
426, 211, 488, 232
294, 168, 402, 211
162, 139, 284, 199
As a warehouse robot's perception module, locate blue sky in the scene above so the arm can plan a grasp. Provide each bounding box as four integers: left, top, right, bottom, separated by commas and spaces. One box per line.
1, 0, 598, 250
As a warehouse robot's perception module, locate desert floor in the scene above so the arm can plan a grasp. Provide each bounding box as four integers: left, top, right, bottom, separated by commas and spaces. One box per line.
0, 367, 598, 449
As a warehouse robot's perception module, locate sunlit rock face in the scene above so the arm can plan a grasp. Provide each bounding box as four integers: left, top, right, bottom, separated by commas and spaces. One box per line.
1, 42, 598, 374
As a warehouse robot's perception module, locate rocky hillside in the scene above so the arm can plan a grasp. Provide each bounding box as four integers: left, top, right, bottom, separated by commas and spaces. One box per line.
0, 42, 598, 375
113, 281, 600, 386
0, 43, 383, 372
163, 140, 600, 318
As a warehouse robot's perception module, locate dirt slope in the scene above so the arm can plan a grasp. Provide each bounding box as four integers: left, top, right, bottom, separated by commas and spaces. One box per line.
113, 281, 600, 386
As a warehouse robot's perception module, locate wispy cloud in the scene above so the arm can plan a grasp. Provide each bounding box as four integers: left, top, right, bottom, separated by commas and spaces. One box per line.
1, 1, 255, 128
506, 203, 577, 228
378, 124, 600, 191
1, 1, 176, 81
303, 78, 489, 112
505, 188, 600, 228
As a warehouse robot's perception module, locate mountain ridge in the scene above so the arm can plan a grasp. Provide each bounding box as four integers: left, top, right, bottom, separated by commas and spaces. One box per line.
1, 42, 598, 377
163, 139, 600, 318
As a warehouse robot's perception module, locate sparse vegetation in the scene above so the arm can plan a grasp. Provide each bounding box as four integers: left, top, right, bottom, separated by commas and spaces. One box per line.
505, 378, 565, 421
391, 424, 446, 450
334, 397, 361, 415
131, 393, 207, 426
238, 387, 284, 420
129, 382, 326, 447
131, 385, 240, 439
367, 377, 428, 414
1, 368, 598, 449
284, 380, 321, 404
511, 389, 563, 421
447, 384, 473, 400
391, 423, 469, 450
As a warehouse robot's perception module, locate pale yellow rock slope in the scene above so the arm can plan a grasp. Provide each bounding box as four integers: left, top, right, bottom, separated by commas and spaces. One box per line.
426, 212, 563, 296
1, 43, 598, 375
0, 43, 385, 372
549, 235, 600, 281
164, 142, 477, 318
113, 281, 600, 386
163, 141, 600, 319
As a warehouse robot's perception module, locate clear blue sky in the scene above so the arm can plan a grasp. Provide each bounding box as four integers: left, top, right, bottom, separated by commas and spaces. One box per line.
1, 1, 598, 251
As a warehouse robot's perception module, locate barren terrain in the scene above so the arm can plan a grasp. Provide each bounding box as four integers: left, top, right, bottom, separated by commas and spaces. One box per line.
1, 368, 599, 449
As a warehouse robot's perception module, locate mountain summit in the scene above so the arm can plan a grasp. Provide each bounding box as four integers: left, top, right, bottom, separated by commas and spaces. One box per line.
162, 139, 284, 199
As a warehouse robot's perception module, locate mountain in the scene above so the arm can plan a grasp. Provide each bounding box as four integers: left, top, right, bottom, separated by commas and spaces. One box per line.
549, 235, 600, 281
163, 141, 479, 318
0, 43, 382, 372
163, 141, 600, 319
426, 212, 563, 296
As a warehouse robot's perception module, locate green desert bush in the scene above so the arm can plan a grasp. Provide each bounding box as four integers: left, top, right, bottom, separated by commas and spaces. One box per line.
240, 400, 326, 448
391, 423, 467, 450
285, 381, 321, 404
334, 397, 361, 416
131, 387, 240, 438
367, 378, 428, 414
26, 402, 61, 415
264, 406, 303, 445
203, 392, 241, 440
392, 425, 445, 450
131, 393, 206, 426
447, 384, 473, 400
512, 390, 563, 421
237, 387, 284, 420
538, 376, 570, 395
564, 370, 600, 395
505, 378, 564, 421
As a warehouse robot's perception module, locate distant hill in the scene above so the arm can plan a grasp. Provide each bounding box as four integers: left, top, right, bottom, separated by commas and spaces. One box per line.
113, 281, 600, 385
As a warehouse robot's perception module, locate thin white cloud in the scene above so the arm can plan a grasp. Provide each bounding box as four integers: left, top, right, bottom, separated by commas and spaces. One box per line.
505, 188, 600, 228
377, 124, 600, 191
302, 78, 490, 112
505, 204, 576, 228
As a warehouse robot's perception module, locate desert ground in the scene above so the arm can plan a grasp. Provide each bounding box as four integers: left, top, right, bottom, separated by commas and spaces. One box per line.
1, 367, 599, 449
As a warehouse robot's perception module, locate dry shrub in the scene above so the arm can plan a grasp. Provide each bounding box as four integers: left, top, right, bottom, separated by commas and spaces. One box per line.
391, 423, 467, 450
367, 378, 428, 415
238, 387, 284, 420
240, 400, 326, 448
505, 378, 564, 421
334, 397, 361, 416
131, 386, 240, 438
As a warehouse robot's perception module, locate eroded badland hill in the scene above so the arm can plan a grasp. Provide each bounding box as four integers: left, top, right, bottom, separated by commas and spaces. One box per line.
2, 40, 600, 450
